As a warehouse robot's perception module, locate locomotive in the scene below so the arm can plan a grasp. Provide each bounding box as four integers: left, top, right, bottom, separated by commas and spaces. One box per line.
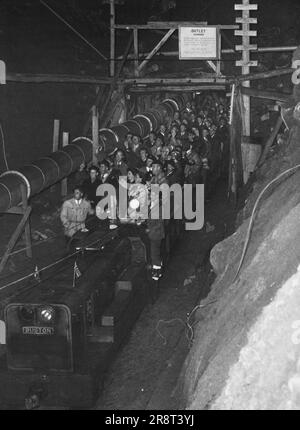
0, 217, 183, 409
0, 95, 187, 409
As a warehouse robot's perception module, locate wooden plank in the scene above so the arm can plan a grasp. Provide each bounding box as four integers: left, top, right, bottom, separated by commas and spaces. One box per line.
0, 206, 32, 274
7, 73, 111, 85
258, 116, 284, 167
232, 67, 294, 83
52, 119, 60, 152
235, 30, 257, 37
206, 60, 217, 73
240, 86, 291, 102
83, 85, 106, 136
61, 132, 69, 197
138, 29, 175, 72
99, 34, 133, 127
217, 31, 222, 75
51, 119, 60, 193
114, 24, 238, 30
235, 44, 257, 51
129, 85, 226, 93
147, 21, 208, 27
234, 4, 258, 10
236, 17, 257, 24
121, 77, 226, 84
21, 184, 32, 259
92, 107, 99, 163
236, 60, 258, 67
133, 28, 139, 77
110, 0, 115, 77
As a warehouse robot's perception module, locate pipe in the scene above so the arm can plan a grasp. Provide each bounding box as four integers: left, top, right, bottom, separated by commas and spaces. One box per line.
0, 140, 92, 213
0, 96, 185, 213
98, 94, 186, 155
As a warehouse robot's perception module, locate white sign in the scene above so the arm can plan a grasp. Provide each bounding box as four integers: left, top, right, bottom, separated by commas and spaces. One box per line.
179, 26, 218, 60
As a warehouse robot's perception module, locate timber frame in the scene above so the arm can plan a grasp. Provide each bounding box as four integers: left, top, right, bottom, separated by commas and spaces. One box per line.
1, 0, 298, 275
0, 184, 32, 274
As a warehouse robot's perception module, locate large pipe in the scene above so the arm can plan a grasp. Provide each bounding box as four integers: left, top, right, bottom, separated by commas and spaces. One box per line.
98, 95, 186, 154
0, 96, 185, 213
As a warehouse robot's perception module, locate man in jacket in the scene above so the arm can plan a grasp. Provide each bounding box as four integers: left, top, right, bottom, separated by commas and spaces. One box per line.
60, 186, 94, 246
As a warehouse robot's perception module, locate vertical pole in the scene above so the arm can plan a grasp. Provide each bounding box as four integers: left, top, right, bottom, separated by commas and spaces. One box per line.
61, 132, 69, 197
21, 184, 32, 259
92, 106, 99, 165
216, 26, 222, 75
133, 28, 139, 77
242, 0, 251, 137
110, 0, 115, 77
51, 119, 60, 192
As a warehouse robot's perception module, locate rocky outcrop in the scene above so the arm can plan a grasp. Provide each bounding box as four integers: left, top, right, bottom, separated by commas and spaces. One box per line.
176, 122, 300, 409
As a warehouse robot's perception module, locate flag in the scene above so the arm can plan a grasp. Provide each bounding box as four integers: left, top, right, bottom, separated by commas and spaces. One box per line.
73, 261, 81, 287
33, 265, 40, 282
74, 261, 81, 279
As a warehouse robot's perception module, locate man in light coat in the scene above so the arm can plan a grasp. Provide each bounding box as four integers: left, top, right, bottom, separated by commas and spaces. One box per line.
60, 186, 94, 245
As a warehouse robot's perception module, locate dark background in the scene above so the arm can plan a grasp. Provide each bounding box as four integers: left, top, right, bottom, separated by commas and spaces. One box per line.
0, 0, 299, 170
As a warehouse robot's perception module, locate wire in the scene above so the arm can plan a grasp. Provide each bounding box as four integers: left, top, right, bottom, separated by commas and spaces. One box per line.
233, 164, 300, 282
0, 229, 114, 293
0, 122, 9, 171
39, 0, 107, 61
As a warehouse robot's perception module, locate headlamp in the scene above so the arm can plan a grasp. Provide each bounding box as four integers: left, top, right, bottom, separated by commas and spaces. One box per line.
38, 306, 55, 323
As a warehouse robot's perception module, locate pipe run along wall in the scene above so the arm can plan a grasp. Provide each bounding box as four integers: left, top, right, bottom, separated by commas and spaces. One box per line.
0, 95, 185, 213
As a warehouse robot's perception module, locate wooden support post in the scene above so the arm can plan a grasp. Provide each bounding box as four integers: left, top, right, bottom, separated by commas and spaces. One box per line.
235, 0, 258, 137
51, 119, 60, 192
133, 28, 139, 77
216, 27, 222, 75
110, 0, 115, 77
21, 184, 32, 259
258, 115, 283, 167
61, 132, 69, 197
0, 184, 32, 274
92, 106, 99, 164
235, 0, 258, 183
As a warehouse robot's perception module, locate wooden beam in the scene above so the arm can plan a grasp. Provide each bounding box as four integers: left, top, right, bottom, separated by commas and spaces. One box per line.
129, 85, 226, 93
92, 107, 99, 163
0, 198, 32, 274
6, 73, 111, 85
21, 184, 32, 259
99, 34, 133, 125
133, 28, 139, 77
118, 45, 297, 60
137, 29, 175, 73
120, 77, 226, 84
258, 115, 284, 167
51, 119, 60, 193
83, 85, 106, 136
110, 0, 115, 77
232, 68, 294, 83
114, 23, 238, 30
61, 132, 69, 197
240, 86, 291, 102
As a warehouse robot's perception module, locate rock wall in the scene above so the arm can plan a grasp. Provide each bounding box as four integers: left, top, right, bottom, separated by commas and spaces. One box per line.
176, 120, 300, 409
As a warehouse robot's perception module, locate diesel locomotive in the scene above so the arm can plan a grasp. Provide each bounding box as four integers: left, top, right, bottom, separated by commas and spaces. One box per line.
0, 217, 183, 409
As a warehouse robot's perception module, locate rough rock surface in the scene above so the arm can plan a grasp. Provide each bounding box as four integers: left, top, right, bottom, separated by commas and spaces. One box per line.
176, 123, 300, 410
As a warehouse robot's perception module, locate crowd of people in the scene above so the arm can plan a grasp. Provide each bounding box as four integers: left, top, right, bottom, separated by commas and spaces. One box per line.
61, 93, 230, 280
